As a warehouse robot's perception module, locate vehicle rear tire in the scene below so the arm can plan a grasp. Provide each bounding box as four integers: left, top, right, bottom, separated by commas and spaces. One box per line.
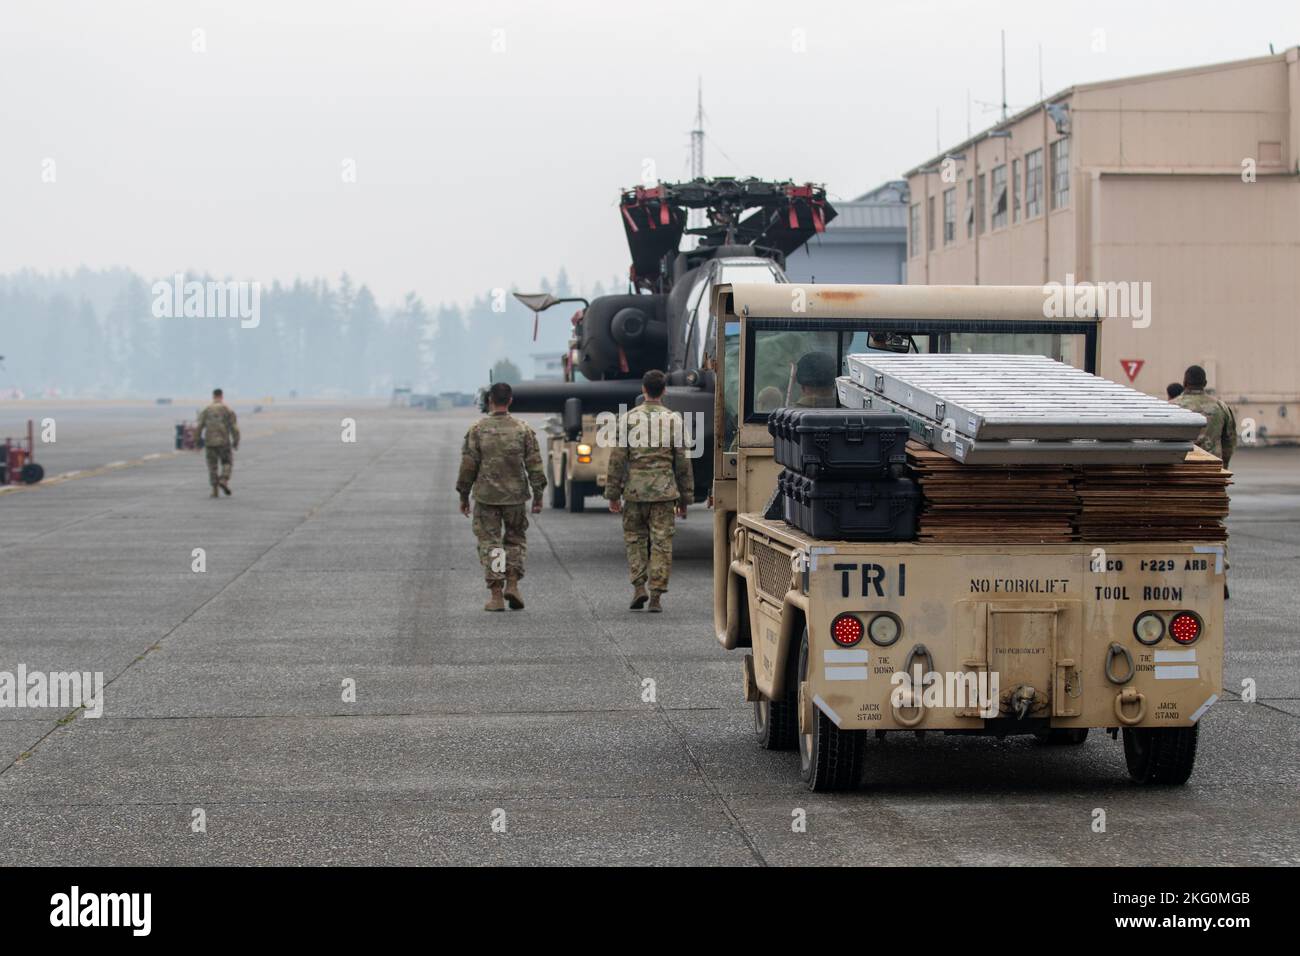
796, 628, 864, 791
551, 461, 566, 510
21, 463, 44, 484
1123, 725, 1198, 784
565, 478, 585, 513
754, 645, 799, 751
1037, 728, 1089, 745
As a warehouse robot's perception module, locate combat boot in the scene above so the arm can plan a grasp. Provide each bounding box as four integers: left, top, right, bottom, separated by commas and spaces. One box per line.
647, 592, 663, 613
503, 576, 524, 610
219, 479, 232, 496
484, 583, 505, 612
629, 585, 648, 610
210, 486, 219, 498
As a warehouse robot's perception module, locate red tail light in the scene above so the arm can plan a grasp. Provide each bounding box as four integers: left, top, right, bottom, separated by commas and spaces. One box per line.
830, 613, 864, 647
1169, 612, 1202, 645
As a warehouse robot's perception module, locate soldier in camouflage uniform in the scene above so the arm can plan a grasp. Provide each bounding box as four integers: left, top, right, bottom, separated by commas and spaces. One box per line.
605, 369, 695, 612
1175, 365, 1237, 466
194, 388, 240, 497
793, 350, 838, 408
456, 381, 547, 612
1175, 365, 1237, 599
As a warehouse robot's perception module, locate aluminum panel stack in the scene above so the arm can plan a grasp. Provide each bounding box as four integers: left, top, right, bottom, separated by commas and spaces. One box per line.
839, 353, 1205, 465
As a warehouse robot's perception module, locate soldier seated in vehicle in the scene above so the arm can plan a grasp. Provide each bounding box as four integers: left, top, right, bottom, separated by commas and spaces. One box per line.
792, 350, 837, 408
755, 386, 784, 413
725, 330, 843, 450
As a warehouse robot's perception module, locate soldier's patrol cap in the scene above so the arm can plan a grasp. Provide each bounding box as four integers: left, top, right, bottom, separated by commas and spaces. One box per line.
796, 351, 836, 387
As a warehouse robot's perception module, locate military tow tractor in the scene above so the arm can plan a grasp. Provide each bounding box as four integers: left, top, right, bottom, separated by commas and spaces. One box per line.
542, 401, 613, 513
1, 419, 44, 485
710, 283, 1226, 791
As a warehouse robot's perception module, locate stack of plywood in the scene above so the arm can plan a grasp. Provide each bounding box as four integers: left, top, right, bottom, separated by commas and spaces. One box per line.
906, 443, 1077, 543
835, 353, 1230, 545
905, 443, 1231, 544
1074, 447, 1231, 542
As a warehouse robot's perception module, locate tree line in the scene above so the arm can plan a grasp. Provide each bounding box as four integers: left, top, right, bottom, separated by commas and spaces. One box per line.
0, 267, 617, 398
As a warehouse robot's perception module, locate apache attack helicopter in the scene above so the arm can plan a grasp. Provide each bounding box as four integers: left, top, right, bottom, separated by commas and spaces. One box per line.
503, 177, 835, 512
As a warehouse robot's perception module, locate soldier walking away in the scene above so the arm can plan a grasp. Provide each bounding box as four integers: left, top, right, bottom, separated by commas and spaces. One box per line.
1174, 365, 1237, 466
195, 388, 239, 497
457, 382, 546, 612
605, 369, 694, 613
1174, 364, 1237, 599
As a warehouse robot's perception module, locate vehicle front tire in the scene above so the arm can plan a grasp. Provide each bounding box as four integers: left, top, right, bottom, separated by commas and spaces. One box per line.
1123, 725, 1198, 784
21, 463, 44, 484
551, 461, 566, 509
565, 477, 585, 513
796, 628, 864, 791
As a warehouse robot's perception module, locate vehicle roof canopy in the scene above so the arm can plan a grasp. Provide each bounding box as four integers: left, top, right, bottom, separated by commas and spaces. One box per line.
721, 283, 1099, 325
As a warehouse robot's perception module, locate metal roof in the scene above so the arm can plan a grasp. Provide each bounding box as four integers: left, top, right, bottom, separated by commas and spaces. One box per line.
825, 201, 907, 231
853, 180, 909, 203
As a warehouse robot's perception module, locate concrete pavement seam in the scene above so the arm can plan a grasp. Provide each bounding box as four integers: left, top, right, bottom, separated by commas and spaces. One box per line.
0, 427, 408, 778
531, 514, 770, 867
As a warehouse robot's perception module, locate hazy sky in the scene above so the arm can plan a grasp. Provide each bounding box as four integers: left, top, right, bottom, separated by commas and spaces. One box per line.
3, 0, 1297, 309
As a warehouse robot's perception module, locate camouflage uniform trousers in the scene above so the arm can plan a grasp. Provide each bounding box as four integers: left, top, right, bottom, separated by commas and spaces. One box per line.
205, 445, 233, 487
472, 502, 529, 584
622, 500, 677, 593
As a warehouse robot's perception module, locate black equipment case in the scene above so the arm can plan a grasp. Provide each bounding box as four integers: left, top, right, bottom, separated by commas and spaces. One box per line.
768, 408, 909, 477
781, 471, 919, 541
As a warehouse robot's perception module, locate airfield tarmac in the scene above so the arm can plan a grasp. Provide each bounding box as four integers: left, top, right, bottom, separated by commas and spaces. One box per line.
0, 401, 1296, 865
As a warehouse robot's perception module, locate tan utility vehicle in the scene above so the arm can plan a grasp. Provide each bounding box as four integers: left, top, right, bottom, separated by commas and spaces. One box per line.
544, 409, 612, 513
710, 284, 1225, 791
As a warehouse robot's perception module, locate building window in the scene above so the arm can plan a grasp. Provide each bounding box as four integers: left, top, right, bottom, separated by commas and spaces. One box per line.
926, 195, 936, 251
1025, 148, 1043, 218
1011, 158, 1021, 223
975, 173, 986, 235
990, 164, 1007, 230
942, 187, 955, 244
909, 202, 921, 257
1050, 138, 1070, 209
965, 179, 974, 238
